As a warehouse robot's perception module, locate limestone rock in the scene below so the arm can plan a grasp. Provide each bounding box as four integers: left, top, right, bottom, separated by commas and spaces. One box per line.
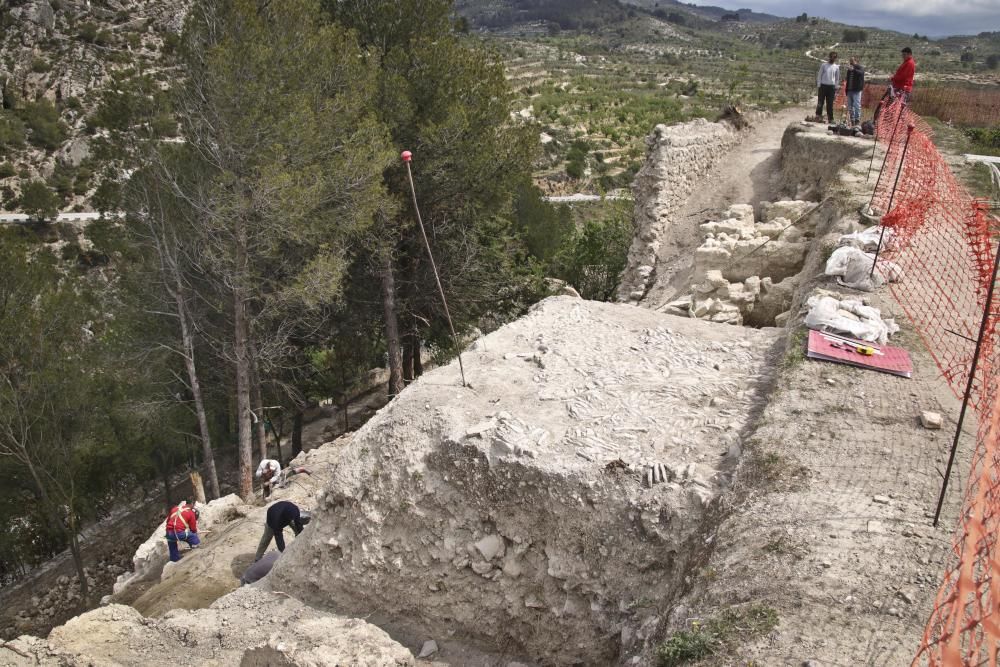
36, 589, 414, 666
920, 411, 943, 429
418, 640, 439, 658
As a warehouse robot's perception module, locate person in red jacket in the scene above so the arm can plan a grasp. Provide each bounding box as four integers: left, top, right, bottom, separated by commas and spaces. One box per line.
874, 46, 916, 123
165, 500, 200, 562
890, 46, 916, 102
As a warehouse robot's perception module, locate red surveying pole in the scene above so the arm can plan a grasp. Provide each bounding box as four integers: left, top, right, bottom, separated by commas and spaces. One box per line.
401, 150, 468, 388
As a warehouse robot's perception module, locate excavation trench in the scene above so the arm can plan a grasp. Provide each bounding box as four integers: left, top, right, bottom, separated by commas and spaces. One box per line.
639, 116, 875, 331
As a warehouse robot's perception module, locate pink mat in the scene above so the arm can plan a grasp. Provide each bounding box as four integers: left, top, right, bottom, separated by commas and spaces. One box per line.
806, 330, 913, 378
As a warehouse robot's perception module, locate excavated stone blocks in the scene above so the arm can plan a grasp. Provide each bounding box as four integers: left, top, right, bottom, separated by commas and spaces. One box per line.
681, 200, 814, 326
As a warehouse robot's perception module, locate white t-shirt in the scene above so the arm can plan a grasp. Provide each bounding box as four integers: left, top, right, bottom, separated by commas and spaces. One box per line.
255, 459, 281, 479
817, 62, 840, 86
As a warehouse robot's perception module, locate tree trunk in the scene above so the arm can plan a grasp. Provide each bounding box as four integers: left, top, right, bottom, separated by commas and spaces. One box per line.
402, 333, 414, 384
251, 364, 268, 461
381, 252, 404, 399
339, 365, 350, 431
160, 461, 173, 507
234, 289, 253, 500
174, 277, 221, 500
190, 471, 207, 505
67, 527, 88, 608
291, 410, 303, 458
273, 416, 287, 466
23, 457, 88, 606
413, 335, 423, 377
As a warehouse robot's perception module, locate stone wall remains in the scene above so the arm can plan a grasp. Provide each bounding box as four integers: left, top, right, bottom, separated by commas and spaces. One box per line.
617, 118, 745, 303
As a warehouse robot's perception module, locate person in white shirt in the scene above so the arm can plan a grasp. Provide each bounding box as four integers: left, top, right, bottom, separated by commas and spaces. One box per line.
255, 458, 281, 499
815, 51, 840, 124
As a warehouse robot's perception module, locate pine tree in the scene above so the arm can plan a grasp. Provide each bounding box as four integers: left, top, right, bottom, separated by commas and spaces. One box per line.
166, 0, 393, 498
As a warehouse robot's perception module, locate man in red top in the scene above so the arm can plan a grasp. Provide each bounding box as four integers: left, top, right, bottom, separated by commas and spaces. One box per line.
890, 47, 916, 102
165, 500, 200, 562
874, 46, 916, 124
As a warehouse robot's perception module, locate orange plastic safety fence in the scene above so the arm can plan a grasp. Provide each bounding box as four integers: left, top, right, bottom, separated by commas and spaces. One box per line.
863, 83, 1000, 127
866, 98, 1000, 666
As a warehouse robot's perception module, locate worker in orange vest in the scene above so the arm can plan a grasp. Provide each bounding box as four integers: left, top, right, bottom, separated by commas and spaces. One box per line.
165, 500, 201, 562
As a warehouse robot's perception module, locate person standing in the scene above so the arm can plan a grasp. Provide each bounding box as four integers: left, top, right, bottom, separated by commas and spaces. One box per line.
815, 51, 840, 124
874, 47, 916, 124
845, 57, 865, 126
890, 46, 916, 103
253, 500, 312, 561
164, 500, 200, 562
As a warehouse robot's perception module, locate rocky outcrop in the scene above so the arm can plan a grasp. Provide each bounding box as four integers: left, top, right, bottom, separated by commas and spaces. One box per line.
0, 588, 413, 666
618, 118, 747, 303
265, 296, 779, 664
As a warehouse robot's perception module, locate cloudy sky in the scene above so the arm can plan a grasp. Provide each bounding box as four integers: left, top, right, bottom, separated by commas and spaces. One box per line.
694, 0, 1000, 37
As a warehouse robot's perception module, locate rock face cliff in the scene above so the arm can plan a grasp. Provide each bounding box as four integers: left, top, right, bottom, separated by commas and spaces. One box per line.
1, 0, 190, 210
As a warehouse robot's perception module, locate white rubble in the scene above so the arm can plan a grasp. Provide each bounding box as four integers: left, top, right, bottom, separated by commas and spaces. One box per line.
668, 202, 814, 326
0, 588, 412, 666
267, 297, 779, 664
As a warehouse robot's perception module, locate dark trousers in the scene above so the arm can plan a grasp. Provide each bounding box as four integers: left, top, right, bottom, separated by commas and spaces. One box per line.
816, 84, 836, 123
254, 524, 285, 561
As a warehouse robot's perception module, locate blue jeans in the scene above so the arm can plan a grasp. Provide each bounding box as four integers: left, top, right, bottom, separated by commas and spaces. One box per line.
846, 91, 862, 124
166, 530, 200, 562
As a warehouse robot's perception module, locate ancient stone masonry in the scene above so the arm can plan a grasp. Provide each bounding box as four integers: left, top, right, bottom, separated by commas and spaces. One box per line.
661, 200, 816, 327
618, 118, 746, 303
267, 297, 778, 664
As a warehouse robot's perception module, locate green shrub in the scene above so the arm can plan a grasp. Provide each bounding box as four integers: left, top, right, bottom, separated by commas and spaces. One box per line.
0, 162, 14, 178
73, 168, 92, 195
550, 202, 631, 301
78, 21, 98, 43
0, 112, 27, 152
31, 57, 51, 73
49, 171, 74, 202
565, 157, 585, 179
19, 180, 60, 220
657, 605, 779, 667
19, 100, 68, 150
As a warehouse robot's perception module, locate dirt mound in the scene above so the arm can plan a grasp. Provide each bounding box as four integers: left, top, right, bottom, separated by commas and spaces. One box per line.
266, 296, 780, 664
1, 587, 412, 666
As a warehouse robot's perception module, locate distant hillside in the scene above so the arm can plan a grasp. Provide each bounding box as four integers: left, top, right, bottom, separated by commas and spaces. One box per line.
620, 0, 785, 24
455, 0, 633, 31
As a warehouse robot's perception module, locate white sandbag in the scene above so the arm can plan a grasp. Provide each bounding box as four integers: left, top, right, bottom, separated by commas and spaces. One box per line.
838, 226, 894, 253
824, 246, 904, 292
803, 295, 899, 345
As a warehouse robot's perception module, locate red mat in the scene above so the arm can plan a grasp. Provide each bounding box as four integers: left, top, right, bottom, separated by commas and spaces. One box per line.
806, 330, 913, 378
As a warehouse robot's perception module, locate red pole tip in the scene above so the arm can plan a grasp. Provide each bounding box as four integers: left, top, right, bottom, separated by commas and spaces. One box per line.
401, 150, 412, 162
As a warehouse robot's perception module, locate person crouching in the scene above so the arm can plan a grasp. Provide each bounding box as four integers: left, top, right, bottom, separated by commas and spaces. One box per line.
165, 500, 200, 562
253, 500, 311, 562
